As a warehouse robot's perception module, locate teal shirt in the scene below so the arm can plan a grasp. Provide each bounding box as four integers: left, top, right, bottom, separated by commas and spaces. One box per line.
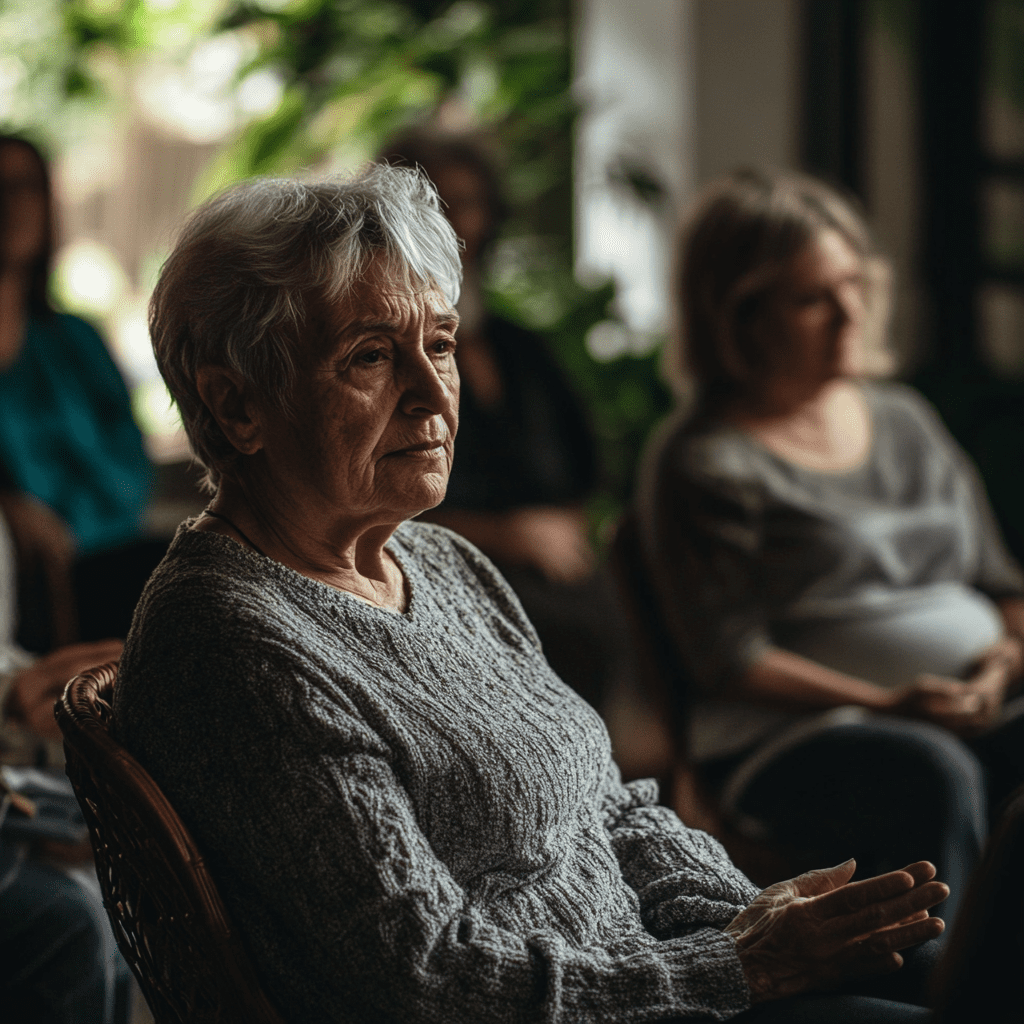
0, 312, 151, 553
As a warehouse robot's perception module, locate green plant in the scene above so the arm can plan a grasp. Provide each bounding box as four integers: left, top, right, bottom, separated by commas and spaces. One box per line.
6, 0, 672, 528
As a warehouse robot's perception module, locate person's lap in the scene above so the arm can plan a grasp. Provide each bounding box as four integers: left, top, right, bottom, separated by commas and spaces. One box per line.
728, 993, 932, 1023
0, 857, 108, 1024
716, 717, 988, 926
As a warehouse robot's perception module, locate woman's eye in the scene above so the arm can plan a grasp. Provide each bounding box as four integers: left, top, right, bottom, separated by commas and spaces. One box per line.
358, 348, 385, 365
432, 338, 455, 355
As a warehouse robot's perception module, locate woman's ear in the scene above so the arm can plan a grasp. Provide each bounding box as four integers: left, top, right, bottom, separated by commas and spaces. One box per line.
196, 366, 264, 455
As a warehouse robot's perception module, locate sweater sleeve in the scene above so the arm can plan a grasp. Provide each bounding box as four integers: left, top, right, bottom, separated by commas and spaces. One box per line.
117, 610, 752, 1024
894, 386, 1024, 599
642, 429, 771, 693
599, 762, 760, 939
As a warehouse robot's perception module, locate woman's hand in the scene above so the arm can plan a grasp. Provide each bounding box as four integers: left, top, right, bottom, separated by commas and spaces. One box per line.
503, 507, 595, 585
724, 860, 947, 1003
886, 675, 985, 733
0, 490, 75, 568
886, 639, 1019, 735
5, 639, 123, 740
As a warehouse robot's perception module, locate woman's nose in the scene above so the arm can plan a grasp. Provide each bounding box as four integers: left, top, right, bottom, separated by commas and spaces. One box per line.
837, 279, 866, 323
398, 351, 457, 418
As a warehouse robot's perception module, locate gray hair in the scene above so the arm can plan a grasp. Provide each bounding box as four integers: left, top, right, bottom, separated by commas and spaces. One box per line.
150, 163, 462, 491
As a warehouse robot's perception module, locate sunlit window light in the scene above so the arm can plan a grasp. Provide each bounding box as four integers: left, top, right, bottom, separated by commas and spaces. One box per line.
132, 380, 188, 463
135, 63, 237, 144
110, 300, 159, 386
585, 320, 630, 363
0, 55, 26, 110
238, 68, 284, 116
187, 33, 246, 93
52, 240, 127, 317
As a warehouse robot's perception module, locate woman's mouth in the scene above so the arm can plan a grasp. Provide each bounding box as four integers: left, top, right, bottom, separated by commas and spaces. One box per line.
387, 441, 447, 458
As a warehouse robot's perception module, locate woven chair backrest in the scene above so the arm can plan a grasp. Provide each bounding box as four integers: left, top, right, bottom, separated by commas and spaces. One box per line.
55, 663, 287, 1024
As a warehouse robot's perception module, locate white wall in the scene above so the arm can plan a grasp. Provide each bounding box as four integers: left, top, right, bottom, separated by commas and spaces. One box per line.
574, 0, 801, 345
693, 0, 800, 186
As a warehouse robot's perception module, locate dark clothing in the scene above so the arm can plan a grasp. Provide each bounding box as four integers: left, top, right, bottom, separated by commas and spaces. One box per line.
442, 315, 597, 511
0, 857, 108, 1024
933, 786, 1024, 1021
717, 715, 992, 928
730, 995, 931, 1024
442, 314, 616, 704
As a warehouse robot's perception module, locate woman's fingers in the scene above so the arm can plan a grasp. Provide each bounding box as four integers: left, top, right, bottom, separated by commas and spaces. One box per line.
825, 880, 948, 941
813, 867, 917, 916
788, 859, 858, 898
812, 860, 940, 917
898, 861, 937, 885
874, 908, 931, 932
861, 913, 945, 953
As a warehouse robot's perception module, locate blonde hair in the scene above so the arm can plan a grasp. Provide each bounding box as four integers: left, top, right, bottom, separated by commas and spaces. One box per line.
664, 169, 893, 414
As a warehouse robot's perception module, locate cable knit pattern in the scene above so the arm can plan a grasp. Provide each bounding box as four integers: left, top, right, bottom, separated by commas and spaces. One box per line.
115, 520, 758, 1024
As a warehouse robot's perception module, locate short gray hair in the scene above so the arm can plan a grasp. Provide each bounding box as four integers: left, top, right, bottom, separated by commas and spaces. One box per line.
150, 163, 462, 491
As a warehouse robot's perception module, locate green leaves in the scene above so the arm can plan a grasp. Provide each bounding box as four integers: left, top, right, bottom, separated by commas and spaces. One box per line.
21, 0, 668, 529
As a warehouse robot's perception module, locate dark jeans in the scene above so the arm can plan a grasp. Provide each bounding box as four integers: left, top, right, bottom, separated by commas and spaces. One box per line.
729, 994, 931, 1023
0, 858, 108, 1024
705, 711, 1024, 929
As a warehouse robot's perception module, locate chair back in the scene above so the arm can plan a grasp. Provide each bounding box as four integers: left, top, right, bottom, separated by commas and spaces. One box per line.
609, 511, 720, 831
609, 513, 692, 735
55, 663, 287, 1024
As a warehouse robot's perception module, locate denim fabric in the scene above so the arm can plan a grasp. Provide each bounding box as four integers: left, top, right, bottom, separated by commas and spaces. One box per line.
0, 857, 107, 1024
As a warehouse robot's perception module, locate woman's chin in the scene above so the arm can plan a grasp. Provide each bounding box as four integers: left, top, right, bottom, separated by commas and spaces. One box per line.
385, 479, 450, 520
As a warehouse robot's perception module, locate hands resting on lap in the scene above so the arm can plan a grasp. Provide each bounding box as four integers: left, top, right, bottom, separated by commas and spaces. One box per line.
725, 860, 947, 1003
886, 636, 1024, 736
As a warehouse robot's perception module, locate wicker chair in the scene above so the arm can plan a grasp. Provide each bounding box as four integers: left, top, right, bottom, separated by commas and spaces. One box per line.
55, 663, 287, 1024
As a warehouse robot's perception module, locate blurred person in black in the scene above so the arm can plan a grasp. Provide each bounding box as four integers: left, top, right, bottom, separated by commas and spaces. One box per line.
378, 129, 622, 707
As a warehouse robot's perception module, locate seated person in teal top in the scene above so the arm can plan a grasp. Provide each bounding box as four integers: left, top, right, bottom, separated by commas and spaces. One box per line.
0, 134, 155, 645
0, 311, 150, 554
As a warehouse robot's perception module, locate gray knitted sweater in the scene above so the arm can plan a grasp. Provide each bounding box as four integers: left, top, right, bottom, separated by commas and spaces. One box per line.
115, 520, 758, 1024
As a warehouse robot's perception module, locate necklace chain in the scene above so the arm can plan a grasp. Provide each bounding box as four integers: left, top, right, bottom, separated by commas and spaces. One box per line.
201, 507, 268, 558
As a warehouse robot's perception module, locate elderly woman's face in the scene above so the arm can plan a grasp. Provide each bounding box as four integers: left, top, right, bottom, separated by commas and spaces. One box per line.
255, 263, 460, 524
760, 229, 866, 390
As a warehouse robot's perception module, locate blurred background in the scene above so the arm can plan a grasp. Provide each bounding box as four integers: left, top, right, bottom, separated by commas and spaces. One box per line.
2, 0, 1024, 554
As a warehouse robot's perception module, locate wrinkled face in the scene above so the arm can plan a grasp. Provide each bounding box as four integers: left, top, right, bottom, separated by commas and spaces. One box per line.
256, 264, 460, 525
0, 143, 48, 267
760, 229, 867, 393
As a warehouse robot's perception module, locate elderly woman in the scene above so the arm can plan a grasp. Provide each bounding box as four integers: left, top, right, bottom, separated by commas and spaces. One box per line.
114, 166, 947, 1024
637, 169, 1024, 930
